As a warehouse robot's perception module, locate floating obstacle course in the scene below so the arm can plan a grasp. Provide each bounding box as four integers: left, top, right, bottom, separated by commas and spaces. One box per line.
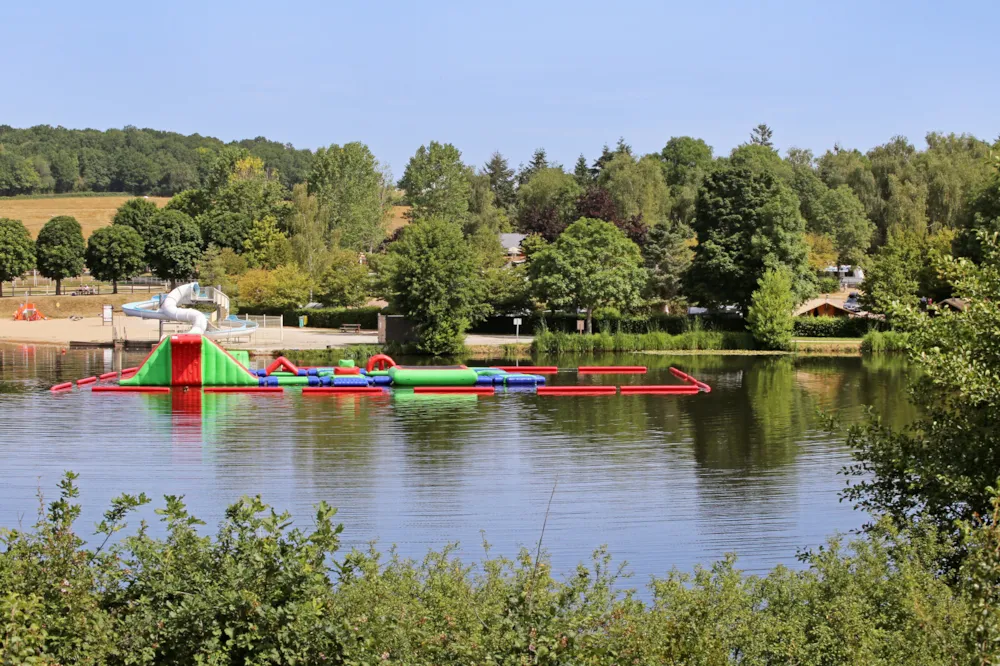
51, 334, 711, 397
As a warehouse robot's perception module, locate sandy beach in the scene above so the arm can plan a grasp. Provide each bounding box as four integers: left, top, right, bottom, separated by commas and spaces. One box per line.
0, 316, 530, 352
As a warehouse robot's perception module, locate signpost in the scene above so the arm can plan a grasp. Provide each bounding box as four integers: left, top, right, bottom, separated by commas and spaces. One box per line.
102, 304, 113, 326
577, 319, 585, 334
513, 317, 522, 342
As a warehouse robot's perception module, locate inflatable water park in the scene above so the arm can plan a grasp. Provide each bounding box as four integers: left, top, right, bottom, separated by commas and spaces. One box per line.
50, 282, 711, 396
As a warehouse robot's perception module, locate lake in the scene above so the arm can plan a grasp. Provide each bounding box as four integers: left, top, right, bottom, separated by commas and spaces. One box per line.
0, 344, 914, 580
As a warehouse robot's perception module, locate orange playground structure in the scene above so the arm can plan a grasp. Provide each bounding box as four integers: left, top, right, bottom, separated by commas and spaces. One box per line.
13, 302, 46, 321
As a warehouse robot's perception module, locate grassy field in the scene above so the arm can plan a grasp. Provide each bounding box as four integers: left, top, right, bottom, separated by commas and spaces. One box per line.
0, 195, 412, 239
2, 293, 142, 319
0, 195, 170, 238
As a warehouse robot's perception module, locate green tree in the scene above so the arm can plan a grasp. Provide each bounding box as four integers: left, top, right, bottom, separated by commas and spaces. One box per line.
165, 188, 211, 219
197, 210, 252, 252
464, 172, 511, 237
955, 163, 1000, 263
84, 225, 145, 293
685, 155, 813, 310
398, 142, 471, 224
530, 218, 647, 333
597, 152, 671, 225
308, 142, 390, 252
846, 232, 1000, 552
517, 147, 549, 186
643, 220, 692, 308
317, 248, 370, 307
146, 209, 201, 287
858, 235, 921, 315
746, 267, 796, 350
515, 167, 582, 240
483, 151, 517, 211
196, 245, 240, 296
658, 136, 714, 225
750, 123, 774, 148
0, 217, 35, 297
112, 197, 159, 246
813, 185, 875, 266
380, 218, 490, 354
288, 184, 333, 282
573, 154, 592, 187
243, 216, 293, 270
35, 216, 85, 295
204, 148, 292, 227
0, 152, 41, 195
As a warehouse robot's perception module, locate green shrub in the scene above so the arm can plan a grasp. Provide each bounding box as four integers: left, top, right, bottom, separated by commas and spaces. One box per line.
281, 306, 381, 329
0, 473, 979, 664
531, 330, 755, 354
860, 330, 911, 354
793, 316, 879, 338
817, 275, 841, 293
747, 268, 795, 350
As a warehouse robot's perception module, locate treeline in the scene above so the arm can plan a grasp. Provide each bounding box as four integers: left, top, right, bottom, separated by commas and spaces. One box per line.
0, 124, 313, 196
3, 123, 999, 353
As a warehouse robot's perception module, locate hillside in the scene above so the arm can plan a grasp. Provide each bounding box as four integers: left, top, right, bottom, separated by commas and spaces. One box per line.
0, 195, 170, 238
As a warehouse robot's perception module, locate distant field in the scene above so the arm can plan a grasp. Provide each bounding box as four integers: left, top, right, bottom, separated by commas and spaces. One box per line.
0, 195, 411, 239
0, 195, 170, 238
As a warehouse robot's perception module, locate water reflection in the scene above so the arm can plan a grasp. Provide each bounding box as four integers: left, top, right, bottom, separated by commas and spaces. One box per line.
0, 345, 916, 577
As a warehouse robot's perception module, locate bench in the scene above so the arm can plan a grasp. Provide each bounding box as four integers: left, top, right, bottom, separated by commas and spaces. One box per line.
339, 324, 362, 334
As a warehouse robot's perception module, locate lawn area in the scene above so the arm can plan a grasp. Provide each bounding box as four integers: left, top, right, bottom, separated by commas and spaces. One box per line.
0, 194, 170, 238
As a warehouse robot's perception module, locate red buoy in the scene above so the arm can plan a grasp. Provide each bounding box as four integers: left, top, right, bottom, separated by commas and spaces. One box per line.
577, 366, 647, 374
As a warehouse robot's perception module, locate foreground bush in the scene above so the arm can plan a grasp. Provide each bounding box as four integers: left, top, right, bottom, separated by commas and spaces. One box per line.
0, 473, 984, 665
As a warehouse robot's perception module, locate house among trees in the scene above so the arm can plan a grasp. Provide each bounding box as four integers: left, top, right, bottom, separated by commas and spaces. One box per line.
795, 297, 855, 318
499, 233, 527, 264
823, 265, 865, 289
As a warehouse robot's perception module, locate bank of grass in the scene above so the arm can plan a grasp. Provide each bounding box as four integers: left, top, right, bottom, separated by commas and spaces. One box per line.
1, 293, 143, 319
532, 330, 756, 355
861, 330, 911, 354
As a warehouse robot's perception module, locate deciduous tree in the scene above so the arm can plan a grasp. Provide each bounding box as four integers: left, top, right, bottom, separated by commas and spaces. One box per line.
0, 217, 35, 297
529, 218, 646, 333
380, 218, 491, 354
35, 216, 85, 295
398, 142, 471, 224
308, 142, 391, 252
746, 267, 795, 350
243, 216, 293, 270
146, 209, 201, 287
84, 225, 145, 293
516, 168, 582, 240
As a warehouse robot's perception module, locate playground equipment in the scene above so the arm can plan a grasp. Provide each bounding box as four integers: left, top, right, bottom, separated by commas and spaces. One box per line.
122, 282, 258, 339
51, 336, 712, 397
13, 302, 46, 321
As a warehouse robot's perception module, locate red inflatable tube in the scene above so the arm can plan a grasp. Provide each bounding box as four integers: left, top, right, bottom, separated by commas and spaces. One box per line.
577, 366, 647, 374
91, 386, 170, 393
76, 376, 98, 386
413, 386, 495, 395
303, 387, 384, 395
669, 367, 693, 382
537, 385, 617, 395
365, 354, 396, 373
121, 366, 139, 374
204, 387, 283, 393
492, 366, 559, 374
50, 382, 74, 392
620, 385, 700, 395
333, 366, 362, 375
266, 356, 299, 376
99, 371, 119, 380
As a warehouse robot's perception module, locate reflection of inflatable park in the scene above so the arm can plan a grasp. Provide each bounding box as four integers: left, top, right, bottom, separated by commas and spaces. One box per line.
50, 334, 711, 396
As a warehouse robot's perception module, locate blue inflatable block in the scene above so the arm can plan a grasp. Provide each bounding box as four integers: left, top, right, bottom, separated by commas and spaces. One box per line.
359, 369, 368, 375
531, 374, 547, 385
333, 375, 369, 387
307, 376, 322, 387
255, 369, 268, 377
476, 376, 495, 386
493, 375, 508, 385
505, 375, 539, 386
260, 376, 279, 387
370, 375, 392, 386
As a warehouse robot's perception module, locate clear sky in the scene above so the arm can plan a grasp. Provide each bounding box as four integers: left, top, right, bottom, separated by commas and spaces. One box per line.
4, 1, 998, 177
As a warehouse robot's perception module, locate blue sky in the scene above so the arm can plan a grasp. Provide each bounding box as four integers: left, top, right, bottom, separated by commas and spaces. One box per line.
4, 1, 997, 176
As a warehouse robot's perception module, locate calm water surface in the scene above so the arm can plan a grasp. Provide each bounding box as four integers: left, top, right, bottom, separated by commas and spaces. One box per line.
0, 344, 915, 579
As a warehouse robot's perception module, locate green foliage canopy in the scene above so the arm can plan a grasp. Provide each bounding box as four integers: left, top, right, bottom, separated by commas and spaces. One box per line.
84, 225, 145, 293
0, 217, 35, 297
746, 267, 796, 350
145, 209, 201, 284
35, 215, 85, 294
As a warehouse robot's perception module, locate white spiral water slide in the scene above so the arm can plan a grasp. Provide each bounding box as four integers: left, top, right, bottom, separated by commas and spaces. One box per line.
122, 282, 257, 338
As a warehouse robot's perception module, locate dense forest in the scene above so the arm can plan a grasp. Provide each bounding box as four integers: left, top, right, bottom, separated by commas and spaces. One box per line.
0, 125, 313, 196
